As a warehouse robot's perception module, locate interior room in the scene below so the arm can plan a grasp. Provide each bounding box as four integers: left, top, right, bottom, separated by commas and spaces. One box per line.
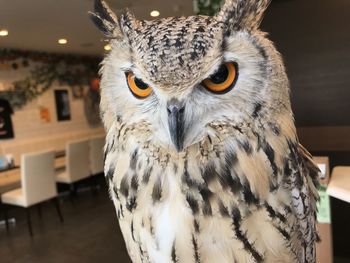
0, 0, 349, 262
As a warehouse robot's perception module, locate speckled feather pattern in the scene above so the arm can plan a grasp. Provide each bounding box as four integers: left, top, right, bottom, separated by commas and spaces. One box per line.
121, 16, 224, 88
91, 0, 320, 262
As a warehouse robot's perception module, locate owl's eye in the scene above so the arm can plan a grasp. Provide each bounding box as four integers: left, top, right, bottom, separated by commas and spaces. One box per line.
126, 72, 152, 98
202, 62, 238, 94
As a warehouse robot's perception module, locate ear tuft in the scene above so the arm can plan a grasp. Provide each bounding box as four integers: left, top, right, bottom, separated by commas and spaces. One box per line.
89, 0, 119, 36
217, 0, 271, 32
94, 0, 117, 24
118, 11, 138, 38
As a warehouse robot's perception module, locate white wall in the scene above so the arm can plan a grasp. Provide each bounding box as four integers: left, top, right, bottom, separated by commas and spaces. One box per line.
0, 63, 104, 163
7, 85, 102, 140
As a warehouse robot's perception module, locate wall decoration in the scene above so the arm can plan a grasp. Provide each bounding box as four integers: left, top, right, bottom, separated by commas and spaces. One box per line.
39, 106, 51, 123
0, 98, 14, 139
0, 63, 12, 70
90, 78, 100, 91
193, 0, 224, 15
84, 78, 101, 127
54, 90, 71, 121
0, 49, 101, 109
72, 85, 84, 99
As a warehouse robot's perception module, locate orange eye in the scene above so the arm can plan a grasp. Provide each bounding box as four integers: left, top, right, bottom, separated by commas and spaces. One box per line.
202, 62, 238, 93
126, 72, 152, 98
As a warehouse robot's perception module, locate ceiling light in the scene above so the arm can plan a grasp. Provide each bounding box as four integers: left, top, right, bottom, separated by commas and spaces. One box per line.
104, 44, 111, 51
58, 38, 68, 45
0, 29, 9, 37
150, 10, 160, 17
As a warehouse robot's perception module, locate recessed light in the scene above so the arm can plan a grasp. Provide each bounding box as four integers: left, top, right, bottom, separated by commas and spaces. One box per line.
0, 29, 9, 37
104, 44, 111, 51
58, 38, 68, 45
150, 10, 160, 17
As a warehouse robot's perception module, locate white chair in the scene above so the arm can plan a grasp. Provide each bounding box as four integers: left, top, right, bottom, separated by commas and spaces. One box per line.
327, 166, 350, 203
1, 150, 63, 236
56, 139, 90, 195
89, 136, 105, 193
89, 136, 105, 176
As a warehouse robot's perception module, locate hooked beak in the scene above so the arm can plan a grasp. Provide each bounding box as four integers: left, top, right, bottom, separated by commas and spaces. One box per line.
167, 99, 185, 152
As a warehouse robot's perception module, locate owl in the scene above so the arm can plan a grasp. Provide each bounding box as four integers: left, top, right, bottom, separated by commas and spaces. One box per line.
90, 0, 320, 262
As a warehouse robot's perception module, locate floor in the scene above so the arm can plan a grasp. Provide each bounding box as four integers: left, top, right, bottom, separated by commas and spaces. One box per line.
0, 178, 132, 263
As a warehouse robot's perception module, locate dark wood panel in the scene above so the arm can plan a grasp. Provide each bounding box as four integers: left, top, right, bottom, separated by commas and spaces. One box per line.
262, 0, 350, 127
298, 126, 350, 151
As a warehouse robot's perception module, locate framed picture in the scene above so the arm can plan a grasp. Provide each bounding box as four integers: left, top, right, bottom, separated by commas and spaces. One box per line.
54, 90, 71, 121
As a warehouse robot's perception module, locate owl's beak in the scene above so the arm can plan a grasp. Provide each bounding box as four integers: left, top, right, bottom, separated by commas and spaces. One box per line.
167, 99, 185, 152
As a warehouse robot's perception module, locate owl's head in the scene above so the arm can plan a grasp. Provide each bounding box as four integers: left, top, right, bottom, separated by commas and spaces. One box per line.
91, 0, 291, 152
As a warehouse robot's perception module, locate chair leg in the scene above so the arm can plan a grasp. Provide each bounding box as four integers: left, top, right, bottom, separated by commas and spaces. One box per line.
4, 208, 9, 232
69, 183, 77, 205
0, 197, 9, 232
37, 204, 42, 219
52, 198, 64, 223
70, 183, 78, 196
26, 208, 33, 237
91, 175, 99, 195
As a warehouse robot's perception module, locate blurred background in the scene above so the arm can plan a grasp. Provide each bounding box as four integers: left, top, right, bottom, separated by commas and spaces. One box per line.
0, 0, 349, 262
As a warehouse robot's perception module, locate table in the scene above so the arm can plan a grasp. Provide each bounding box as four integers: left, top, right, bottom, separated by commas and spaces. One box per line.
0, 168, 21, 194
0, 168, 21, 228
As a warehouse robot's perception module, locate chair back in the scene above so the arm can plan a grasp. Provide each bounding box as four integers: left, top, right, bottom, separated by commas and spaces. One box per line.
328, 166, 350, 204
89, 136, 105, 175
21, 150, 56, 206
332, 166, 350, 176
67, 139, 90, 182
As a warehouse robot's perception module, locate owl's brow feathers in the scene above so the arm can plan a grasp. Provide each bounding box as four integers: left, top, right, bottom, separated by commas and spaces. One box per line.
120, 16, 225, 88
90, 0, 271, 90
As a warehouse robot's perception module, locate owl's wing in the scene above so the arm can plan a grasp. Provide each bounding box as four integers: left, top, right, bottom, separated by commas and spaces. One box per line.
288, 142, 320, 263
297, 143, 321, 191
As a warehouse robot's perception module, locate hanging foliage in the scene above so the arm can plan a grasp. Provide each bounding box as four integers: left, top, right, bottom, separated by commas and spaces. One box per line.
193, 0, 224, 16
84, 82, 101, 127
0, 49, 101, 109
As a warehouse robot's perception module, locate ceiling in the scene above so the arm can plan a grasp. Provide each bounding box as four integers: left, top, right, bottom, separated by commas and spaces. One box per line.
1, 0, 349, 128
0, 0, 194, 56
